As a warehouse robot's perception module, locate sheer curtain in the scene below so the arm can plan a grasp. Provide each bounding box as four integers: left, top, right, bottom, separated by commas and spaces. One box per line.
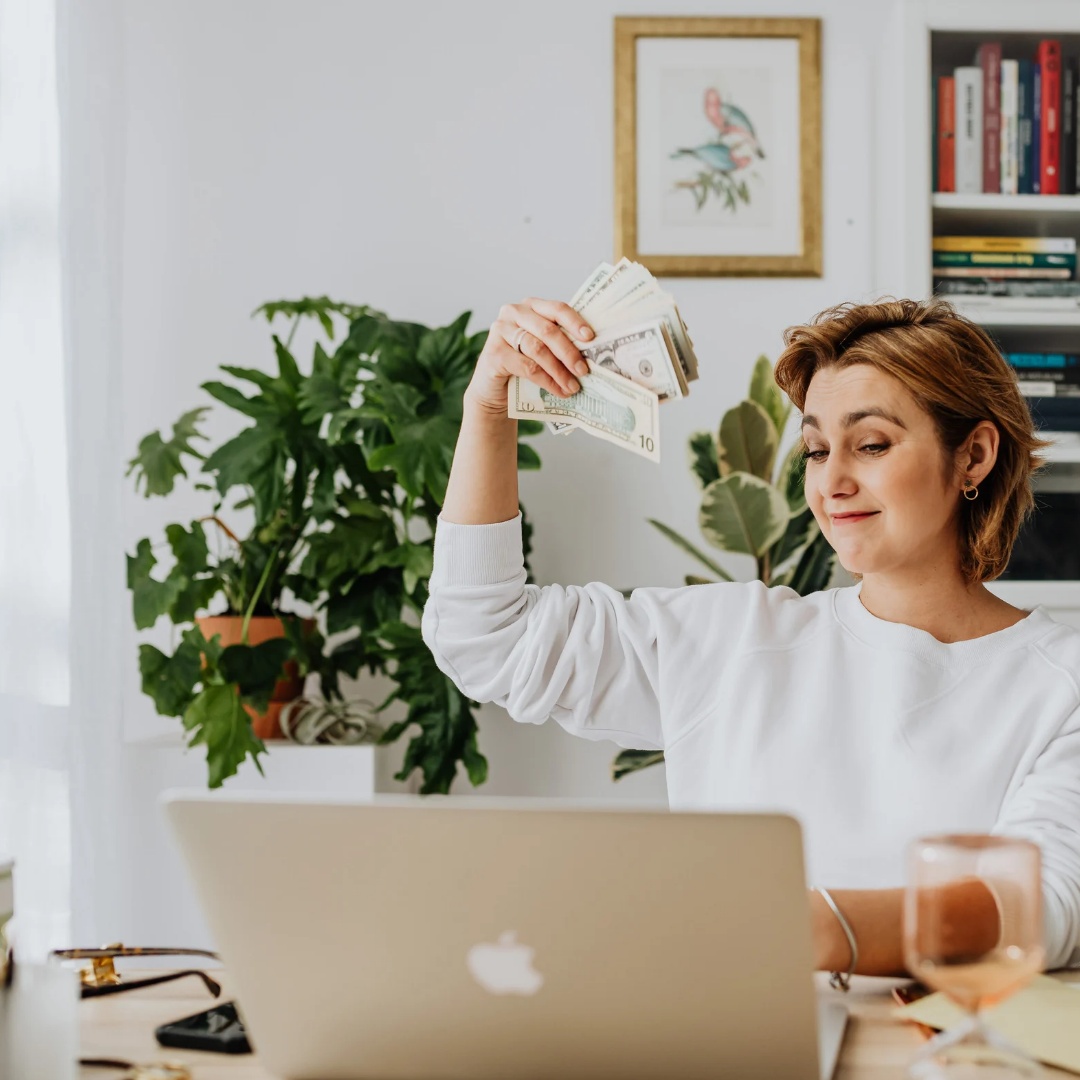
0, 0, 126, 959
0, 0, 71, 959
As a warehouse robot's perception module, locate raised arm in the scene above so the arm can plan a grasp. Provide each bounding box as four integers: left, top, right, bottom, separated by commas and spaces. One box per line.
442, 298, 594, 525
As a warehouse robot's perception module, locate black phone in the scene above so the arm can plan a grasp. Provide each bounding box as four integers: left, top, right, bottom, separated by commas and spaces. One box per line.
154, 1000, 252, 1054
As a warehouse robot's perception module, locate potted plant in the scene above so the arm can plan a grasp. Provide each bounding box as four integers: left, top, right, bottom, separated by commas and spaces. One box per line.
127, 297, 543, 791
613, 356, 837, 780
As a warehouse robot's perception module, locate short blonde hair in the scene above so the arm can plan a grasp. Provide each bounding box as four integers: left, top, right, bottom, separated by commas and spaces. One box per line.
773, 297, 1048, 584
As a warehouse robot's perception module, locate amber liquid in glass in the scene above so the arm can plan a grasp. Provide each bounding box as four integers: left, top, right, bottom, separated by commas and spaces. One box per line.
912, 950, 1045, 1013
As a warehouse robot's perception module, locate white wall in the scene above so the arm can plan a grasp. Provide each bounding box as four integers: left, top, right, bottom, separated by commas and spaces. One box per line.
116, 0, 886, 808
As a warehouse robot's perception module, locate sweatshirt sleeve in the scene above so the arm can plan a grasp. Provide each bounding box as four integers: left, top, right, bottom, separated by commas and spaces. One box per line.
993, 712, 1080, 970
421, 514, 667, 749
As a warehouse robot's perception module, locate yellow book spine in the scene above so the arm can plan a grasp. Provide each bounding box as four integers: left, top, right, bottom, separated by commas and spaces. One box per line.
933, 236, 1076, 254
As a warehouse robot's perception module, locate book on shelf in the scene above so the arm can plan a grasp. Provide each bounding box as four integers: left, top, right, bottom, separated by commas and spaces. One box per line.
1018, 60, 1035, 194
937, 75, 956, 192
977, 42, 1002, 193
935, 279, 1080, 309
935, 266, 1074, 279
935, 38, 1078, 195
1037, 39, 1062, 194
933, 252, 1076, 270
1064, 60, 1077, 195
932, 236, 1076, 254
1033, 60, 1042, 193
931, 231, 1077, 287
948, 296, 1080, 311
1008, 354, 1080, 400
955, 67, 983, 193
1000, 60, 1019, 195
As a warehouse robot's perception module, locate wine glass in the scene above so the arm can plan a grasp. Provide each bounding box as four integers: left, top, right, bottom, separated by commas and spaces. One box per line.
904, 834, 1044, 1079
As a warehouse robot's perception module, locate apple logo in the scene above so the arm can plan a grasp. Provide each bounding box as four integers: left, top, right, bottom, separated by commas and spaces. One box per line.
466, 931, 544, 995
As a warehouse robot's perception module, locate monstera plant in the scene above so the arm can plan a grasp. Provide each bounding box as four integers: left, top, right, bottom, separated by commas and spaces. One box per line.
127, 297, 541, 792
613, 356, 837, 780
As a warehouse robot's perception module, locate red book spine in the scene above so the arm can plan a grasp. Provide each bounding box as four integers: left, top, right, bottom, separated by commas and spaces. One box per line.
938, 76, 956, 192
1038, 39, 1062, 194
978, 43, 1002, 192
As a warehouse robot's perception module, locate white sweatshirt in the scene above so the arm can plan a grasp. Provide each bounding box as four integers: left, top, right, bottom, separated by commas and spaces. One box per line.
422, 515, 1080, 970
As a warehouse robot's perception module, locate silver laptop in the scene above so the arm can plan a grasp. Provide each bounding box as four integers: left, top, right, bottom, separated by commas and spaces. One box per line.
164, 793, 847, 1080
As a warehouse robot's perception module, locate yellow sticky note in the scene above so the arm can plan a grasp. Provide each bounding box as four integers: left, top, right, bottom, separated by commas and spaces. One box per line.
895, 976, 1080, 1075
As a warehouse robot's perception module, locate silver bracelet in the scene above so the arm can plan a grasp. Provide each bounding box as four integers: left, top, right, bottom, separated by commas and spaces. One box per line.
813, 886, 858, 992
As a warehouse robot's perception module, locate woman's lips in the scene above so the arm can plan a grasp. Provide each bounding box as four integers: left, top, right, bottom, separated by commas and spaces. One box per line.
830, 512, 878, 524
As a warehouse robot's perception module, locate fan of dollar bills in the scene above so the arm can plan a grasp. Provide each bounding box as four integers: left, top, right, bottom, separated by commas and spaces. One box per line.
507, 259, 700, 462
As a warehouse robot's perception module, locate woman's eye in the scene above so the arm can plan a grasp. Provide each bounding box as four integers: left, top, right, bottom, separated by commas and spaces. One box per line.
859, 443, 890, 454
802, 449, 828, 462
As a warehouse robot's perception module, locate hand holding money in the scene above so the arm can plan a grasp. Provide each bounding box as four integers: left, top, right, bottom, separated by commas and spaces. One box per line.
508, 259, 700, 460
464, 297, 595, 418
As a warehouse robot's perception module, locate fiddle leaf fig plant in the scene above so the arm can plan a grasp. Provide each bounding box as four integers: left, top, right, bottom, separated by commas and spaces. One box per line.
613, 356, 836, 781
127, 296, 542, 791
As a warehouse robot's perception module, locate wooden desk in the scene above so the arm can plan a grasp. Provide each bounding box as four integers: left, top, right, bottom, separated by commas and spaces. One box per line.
79, 970, 1080, 1079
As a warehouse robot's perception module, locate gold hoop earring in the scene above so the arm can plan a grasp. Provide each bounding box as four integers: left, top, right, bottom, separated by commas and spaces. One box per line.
963, 482, 979, 502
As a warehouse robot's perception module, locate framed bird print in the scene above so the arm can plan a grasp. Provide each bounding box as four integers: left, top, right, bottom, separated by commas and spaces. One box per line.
614, 17, 822, 277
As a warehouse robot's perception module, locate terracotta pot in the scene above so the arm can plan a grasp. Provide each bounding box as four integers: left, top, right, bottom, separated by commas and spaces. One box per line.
195, 615, 315, 740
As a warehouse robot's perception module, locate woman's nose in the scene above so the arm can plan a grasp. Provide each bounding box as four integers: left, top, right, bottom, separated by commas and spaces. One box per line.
817, 452, 857, 499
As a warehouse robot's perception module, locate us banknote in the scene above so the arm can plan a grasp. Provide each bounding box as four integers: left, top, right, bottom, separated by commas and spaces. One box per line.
508, 359, 661, 462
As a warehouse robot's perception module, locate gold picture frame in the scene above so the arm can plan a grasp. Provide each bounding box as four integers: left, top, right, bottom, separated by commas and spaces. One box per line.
614, 17, 822, 277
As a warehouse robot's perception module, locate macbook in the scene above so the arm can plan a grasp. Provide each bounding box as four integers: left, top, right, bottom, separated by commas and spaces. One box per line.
164, 793, 847, 1080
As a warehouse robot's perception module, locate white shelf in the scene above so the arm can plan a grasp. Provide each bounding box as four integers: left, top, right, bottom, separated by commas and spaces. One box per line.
932, 194, 1080, 212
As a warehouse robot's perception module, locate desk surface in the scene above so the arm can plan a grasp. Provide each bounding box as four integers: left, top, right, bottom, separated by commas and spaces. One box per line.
80, 969, 1080, 1079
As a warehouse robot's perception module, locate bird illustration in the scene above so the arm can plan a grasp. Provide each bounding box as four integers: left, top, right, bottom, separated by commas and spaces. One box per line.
670, 142, 739, 172
704, 87, 765, 157
670, 89, 764, 175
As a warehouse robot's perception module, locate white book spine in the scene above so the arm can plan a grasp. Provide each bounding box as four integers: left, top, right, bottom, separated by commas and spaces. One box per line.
954, 67, 983, 193
1000, 60, 1020, 195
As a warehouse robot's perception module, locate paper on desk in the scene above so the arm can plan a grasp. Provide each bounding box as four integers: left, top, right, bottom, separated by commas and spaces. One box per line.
895, 975, 1080, 1075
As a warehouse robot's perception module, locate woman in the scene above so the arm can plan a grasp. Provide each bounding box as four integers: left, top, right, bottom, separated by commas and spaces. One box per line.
421, 295, 1080, 979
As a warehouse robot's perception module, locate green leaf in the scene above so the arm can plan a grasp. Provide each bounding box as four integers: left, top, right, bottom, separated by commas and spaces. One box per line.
612, 749, 666, 780
718, 400, 778, 482
779, 442, 809, 513
699, 474, 790, 558
768, 508, 819, 583
364, 420, 458, 503
126, 408, 209, 497
165, 522, 209, 572
127, 539, 184, 630
138, 640, 201, 717
202, 424, 286, 522
687, 430, 721, 489
647, 519, 734, 581
273, 336, 302, 389
219, 638, 295, 710
517, 442, 542, 470
183, 684, 265, 789
326, 568, 405, 636
253, 297, 371, 334
685, 575, 716, 586
517, 420, 544, 437
374, 622, 485, 795
378, 542, 434, 596
301, 511, 399, 589
748, 355, 790, 441
200, 381, 273, 420
787, 531, 837, 596
218, 365, 277, 393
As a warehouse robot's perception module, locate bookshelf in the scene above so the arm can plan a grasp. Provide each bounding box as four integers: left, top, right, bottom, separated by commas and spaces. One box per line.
876, 2, 1080, 612
933, 193, 1080, 211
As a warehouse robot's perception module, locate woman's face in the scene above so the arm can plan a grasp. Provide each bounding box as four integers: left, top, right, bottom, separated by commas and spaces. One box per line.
801, 363, 963, 580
